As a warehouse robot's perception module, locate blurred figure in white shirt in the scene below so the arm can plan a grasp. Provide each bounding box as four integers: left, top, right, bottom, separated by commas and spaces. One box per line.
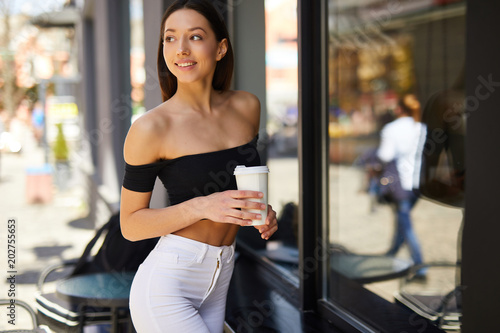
377, 94, 427, 279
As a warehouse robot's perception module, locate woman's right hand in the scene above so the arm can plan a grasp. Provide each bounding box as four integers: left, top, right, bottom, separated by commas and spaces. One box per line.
194, 190, 267, 226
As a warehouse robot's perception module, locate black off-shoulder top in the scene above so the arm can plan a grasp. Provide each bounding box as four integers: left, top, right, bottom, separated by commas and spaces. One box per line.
122, 136, 261, 205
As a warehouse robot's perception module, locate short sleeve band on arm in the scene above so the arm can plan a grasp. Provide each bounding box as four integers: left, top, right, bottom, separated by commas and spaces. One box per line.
123, 162, 164, 193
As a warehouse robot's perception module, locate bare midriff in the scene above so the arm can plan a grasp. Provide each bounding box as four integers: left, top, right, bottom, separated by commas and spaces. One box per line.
172, 220, 240, 247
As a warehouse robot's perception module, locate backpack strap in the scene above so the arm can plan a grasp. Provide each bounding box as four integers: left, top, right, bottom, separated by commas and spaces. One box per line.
71, 220, 111, 276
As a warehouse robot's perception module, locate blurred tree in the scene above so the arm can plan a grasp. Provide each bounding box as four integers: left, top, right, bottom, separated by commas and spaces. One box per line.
53, 122, 68, 161
0, 0, 29, 118
0, 0, 16, 117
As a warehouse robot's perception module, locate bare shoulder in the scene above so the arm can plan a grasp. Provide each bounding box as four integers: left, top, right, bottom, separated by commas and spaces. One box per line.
230, 90, 260, 112
226, 90, 261, 129
124, 104, 170, 165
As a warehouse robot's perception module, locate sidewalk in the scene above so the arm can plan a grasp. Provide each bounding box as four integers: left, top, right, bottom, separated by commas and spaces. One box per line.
0, 132, 96, 331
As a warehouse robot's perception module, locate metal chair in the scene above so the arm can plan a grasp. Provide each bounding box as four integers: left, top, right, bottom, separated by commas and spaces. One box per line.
34, 259, 121, 332
394, 262, 462, 331
0, 299, 51, 333
34, 213, 156, 332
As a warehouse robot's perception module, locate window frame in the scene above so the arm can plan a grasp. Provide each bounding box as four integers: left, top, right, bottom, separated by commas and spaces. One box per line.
297, 0, 330, 311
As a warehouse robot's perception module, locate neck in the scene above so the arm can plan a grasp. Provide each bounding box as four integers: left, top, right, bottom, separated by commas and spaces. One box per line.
173, 78, 219, 113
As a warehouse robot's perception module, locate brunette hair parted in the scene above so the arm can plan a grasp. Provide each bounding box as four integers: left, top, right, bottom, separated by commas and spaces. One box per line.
157, 0, 234, 102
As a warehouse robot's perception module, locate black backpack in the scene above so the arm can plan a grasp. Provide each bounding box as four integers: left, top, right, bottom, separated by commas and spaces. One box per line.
72, 212, 158, 276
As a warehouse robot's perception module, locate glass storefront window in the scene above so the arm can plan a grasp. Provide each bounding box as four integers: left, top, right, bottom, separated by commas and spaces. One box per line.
327, 0, 465, 329
259, 0, 300, 273
130, 0, 146, 122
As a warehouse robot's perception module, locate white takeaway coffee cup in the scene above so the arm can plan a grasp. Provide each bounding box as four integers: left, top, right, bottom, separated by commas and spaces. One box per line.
233, 165, 269, 226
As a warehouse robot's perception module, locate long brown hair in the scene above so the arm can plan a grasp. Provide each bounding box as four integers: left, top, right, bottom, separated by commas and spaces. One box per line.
157, 0, 234, 102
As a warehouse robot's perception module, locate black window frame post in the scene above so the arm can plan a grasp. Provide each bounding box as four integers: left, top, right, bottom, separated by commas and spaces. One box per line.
297, 0, 329, 312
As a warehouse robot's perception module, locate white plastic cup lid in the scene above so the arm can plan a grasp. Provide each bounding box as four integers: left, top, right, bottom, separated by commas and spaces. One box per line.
233, 165, 269, 175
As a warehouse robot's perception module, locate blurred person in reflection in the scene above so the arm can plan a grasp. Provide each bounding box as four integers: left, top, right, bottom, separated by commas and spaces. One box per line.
419, 68, 466, 305
377, 94, 427, 279
419, 68, 465, 208
119, 1, 278, 332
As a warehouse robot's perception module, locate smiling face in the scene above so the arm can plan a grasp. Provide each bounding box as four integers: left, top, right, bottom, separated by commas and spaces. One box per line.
162, 9, 227, 87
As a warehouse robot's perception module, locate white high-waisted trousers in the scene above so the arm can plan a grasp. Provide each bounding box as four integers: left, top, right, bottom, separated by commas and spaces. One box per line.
129, 234, 235, 333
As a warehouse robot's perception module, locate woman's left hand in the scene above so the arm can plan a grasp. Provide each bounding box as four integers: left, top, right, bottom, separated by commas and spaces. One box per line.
255, 205, 278, 240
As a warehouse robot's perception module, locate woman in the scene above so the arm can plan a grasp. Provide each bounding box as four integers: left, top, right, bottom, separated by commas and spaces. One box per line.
377, 94, 427, 279
120, 1, 278, 332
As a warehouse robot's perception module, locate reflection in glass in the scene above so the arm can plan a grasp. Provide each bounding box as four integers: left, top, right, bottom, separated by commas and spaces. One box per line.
260, 0, 299, 273
327, 0, 465, 330
130, 0, 146, 122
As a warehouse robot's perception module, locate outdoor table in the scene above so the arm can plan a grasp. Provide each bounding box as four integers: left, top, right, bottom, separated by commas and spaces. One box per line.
261, 243, 412, 284
56, 272, 135, 332
330, 253, 412, 284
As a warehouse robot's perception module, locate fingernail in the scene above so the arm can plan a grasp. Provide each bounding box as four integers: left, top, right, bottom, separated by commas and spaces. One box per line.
261, 204, 266, 209
256, 214, 262, 219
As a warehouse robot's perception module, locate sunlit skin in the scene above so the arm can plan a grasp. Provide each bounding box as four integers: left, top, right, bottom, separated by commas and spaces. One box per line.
120, 9, 278, 246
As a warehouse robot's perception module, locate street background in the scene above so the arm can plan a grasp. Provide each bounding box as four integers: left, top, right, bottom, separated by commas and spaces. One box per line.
0, 127, 99, 331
